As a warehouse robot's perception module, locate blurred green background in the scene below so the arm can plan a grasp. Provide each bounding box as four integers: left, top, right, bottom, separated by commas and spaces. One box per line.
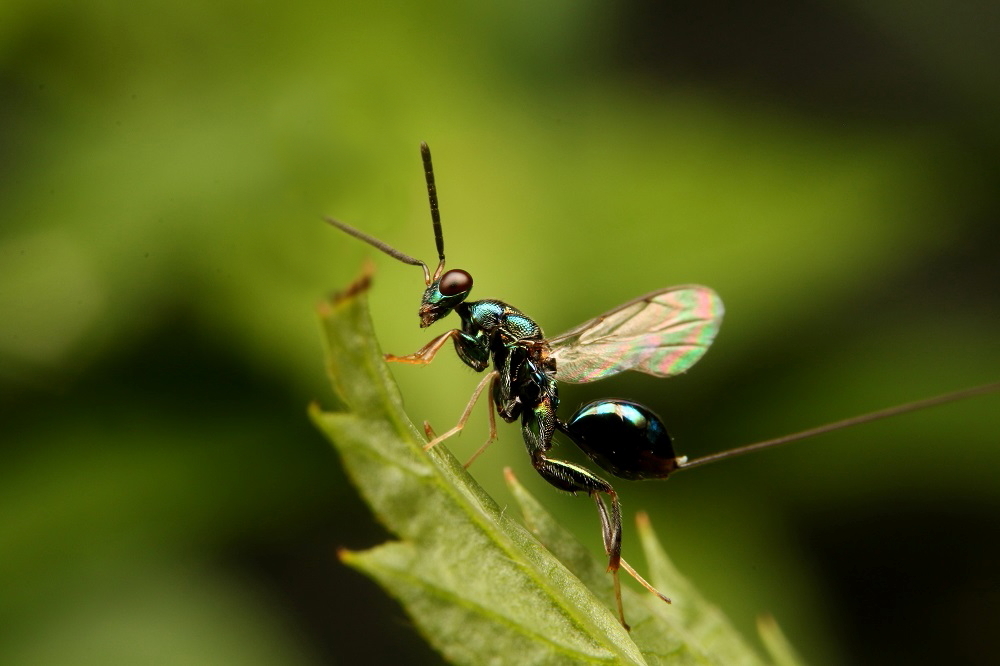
2, 1, 998, 664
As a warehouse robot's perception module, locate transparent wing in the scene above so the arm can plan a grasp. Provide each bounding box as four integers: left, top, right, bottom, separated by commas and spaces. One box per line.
548, 285, 724, 383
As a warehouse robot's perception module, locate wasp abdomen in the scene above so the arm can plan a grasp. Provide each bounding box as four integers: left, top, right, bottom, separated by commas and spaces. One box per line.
561, 399, 679, 480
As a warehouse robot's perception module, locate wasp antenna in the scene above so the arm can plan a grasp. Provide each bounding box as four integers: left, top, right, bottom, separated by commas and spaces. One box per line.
324, 216, 431, 284
420, 142, 447, 278
676, 381, 1000, 472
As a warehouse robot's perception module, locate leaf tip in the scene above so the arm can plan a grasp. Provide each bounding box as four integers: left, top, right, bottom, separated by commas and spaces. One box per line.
318, 264, 375, 315
757, 612, 805, 666
502, 466, 518, 486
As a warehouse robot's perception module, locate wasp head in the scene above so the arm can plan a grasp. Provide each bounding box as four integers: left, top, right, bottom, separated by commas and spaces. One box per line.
419, 268, 472, 327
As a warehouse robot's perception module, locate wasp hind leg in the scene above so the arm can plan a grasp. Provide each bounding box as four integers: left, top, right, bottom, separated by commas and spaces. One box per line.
521, 403, 629, 627
530, 451, 630, 628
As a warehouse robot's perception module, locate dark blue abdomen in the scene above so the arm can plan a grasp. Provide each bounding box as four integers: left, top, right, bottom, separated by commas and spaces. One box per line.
561, 399, 679, 480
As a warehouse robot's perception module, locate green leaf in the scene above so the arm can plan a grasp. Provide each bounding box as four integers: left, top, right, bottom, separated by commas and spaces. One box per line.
310, 271, 791, 665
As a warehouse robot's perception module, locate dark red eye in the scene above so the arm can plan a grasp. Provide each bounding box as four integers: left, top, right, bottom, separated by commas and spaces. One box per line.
439, 269, 473, 296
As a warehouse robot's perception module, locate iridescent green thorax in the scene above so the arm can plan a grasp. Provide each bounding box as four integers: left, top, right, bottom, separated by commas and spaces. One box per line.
458, 300, 545, 344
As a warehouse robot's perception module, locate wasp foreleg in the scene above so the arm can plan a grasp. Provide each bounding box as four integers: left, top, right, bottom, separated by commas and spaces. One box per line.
385, 330, 458, 364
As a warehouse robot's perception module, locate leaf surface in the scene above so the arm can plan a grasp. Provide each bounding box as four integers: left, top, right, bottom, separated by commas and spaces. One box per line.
311, 273, 790, 665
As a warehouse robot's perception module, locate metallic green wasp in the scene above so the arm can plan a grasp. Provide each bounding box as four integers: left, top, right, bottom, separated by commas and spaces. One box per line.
327, 142, 999, 630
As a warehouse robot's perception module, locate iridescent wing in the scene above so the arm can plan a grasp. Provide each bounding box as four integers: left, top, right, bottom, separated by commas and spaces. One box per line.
548, 286, 724, 384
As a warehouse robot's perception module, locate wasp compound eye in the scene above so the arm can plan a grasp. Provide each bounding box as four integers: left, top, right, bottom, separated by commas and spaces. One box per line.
439, 269, 473, 296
